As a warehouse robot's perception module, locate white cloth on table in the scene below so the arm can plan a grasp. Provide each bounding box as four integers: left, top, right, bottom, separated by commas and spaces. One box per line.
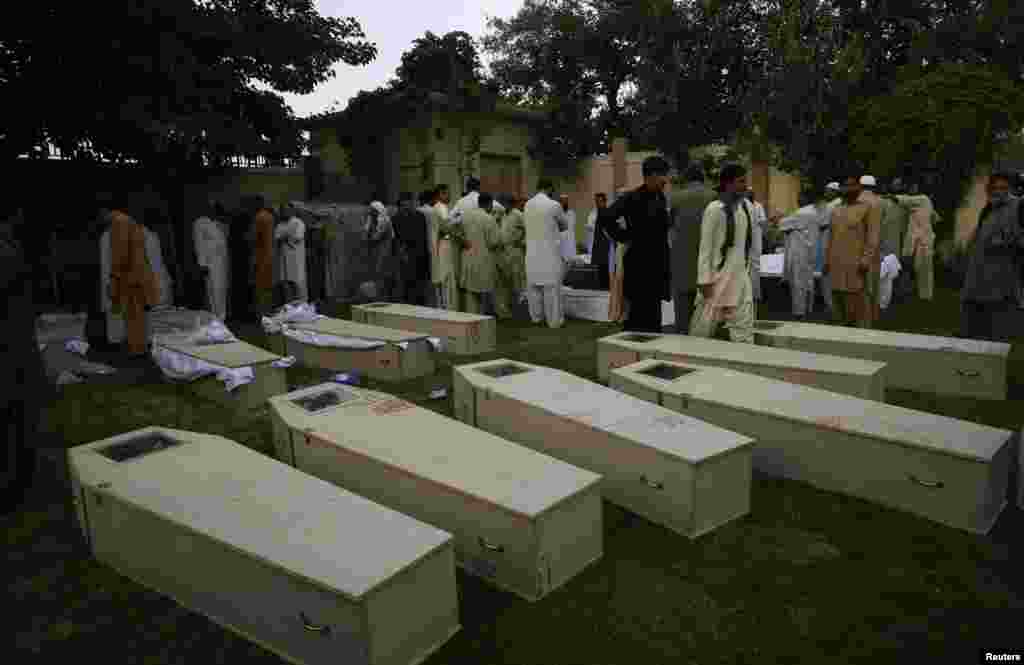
879, 254, 902, 310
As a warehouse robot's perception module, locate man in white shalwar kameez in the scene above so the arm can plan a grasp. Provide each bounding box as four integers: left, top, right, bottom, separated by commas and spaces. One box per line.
524, 179, 569, 328
193, 202, 231, 320
432, 184, 461, 310
275, 205, 308, 303
690, 164, 756, 343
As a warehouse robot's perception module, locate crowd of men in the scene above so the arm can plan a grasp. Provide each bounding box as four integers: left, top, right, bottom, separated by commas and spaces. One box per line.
172, 161, 1023, 349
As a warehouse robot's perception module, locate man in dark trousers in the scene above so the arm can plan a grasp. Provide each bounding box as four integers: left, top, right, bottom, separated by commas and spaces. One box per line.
1, 204, 51, 514
596, 155, 672, 333
960, 172, 1023, 341
669, 164, 718, 333
391, 191, 433, 305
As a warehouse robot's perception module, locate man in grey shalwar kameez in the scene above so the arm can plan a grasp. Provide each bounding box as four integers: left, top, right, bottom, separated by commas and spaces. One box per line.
960, 173, 1023, 342
778, 193, 832, 319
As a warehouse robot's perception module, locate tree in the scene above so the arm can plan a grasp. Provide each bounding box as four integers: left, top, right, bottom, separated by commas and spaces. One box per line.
483, 0, 627, 174
628, 0, 764, 170
1, 0, 376, 274
1, 1, 375, 167
849, 62, 1024, 219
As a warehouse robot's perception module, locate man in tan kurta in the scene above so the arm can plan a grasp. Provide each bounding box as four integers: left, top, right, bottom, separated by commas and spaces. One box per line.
893, 193, 937, 301
459, 193, 503, 314
858, 175, 887, 320
110, 208, 159, 355
251, 207, 275, 315
824, 176, 881, 328
494, 196, 527, 318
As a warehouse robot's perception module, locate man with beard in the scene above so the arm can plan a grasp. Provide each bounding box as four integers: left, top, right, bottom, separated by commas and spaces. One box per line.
959, 172, 1023, 341
824, 175, 881, 328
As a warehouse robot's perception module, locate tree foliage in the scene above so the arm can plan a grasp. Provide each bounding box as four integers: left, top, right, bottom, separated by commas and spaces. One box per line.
0, 0, 377, 171
850, 62, 1024, 217
483, 1, 610, 174
482, 0, 1024, 201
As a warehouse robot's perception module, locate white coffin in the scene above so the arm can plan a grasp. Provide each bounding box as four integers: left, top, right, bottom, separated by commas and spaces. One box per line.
269, 383, 603, 601
351, 303, 495, 356
753, 320, 1009, 400
610, 359, 1015, 534
561, 288, 675, 326
279, 318, 436, 382
160, 340, 288, 412
67, 427, 459, 665
452, 359, 754, 539
596, 331, 887, 401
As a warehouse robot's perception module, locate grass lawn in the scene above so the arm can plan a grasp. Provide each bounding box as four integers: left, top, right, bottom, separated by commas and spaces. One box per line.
7, 283, 1024, 664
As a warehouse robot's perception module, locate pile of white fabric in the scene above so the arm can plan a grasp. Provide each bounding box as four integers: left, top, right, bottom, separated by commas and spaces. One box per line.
261, 302, 324, 335
151, 319, 258, 391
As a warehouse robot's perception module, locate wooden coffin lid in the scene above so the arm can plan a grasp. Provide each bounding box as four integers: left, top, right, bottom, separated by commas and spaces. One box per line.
68, 427, 451, 600
159, 340, 282, 368
457, 360, 754, 464
355, 302, 493, 324
614, 358, 1013, 463
269, 384, 601, 520
755, 320, 1011, 357
598, 332, 886, 377
291, 317, 428, 344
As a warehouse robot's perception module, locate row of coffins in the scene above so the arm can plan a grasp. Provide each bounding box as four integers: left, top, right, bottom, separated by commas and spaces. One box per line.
67, 303, 1019, 665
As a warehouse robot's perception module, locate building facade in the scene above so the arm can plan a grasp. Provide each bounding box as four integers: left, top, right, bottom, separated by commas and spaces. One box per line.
305, 92, 545, 204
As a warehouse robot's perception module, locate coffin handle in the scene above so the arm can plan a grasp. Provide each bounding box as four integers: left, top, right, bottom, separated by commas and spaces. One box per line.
955, 369, 981, 378
641, 475, 664, 490
907, 474, 944, 489
479, 537, 505, 553
299, 611, 331, 635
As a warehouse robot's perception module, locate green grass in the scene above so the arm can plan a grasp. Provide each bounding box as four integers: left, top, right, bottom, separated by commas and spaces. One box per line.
7, 285, 1024, 664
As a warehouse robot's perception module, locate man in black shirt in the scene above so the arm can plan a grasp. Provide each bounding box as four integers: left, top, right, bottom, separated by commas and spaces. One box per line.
391, 191, 432, 305
596, 156, 672, 333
